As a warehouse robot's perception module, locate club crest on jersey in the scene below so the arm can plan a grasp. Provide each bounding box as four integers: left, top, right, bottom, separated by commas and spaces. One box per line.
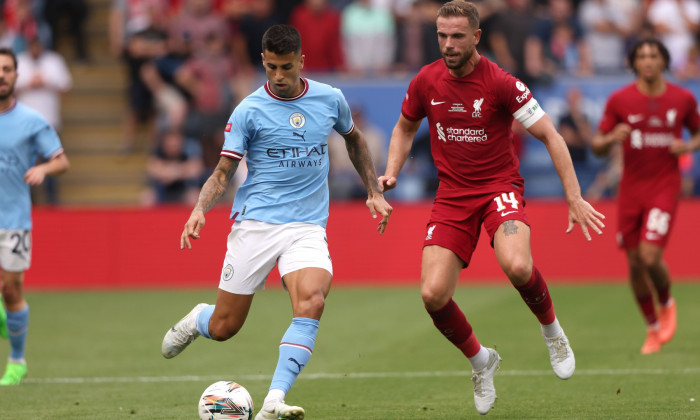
472, 98, 484, 118
289, 112, 306, 129
426, 225, 436, 240
222, 264, 234, 281
666, 109, 677, 126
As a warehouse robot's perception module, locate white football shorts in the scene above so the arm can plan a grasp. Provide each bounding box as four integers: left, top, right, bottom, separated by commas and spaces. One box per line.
218, 220, 333, 295
0, 229, 32, 272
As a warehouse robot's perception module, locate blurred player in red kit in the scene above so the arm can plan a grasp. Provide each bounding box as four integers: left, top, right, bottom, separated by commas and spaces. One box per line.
592, 38, 700, 355
379, 0, 605, 415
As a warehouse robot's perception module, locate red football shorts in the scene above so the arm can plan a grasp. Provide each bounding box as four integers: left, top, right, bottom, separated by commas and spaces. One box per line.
423, 187, 530, 267
617, 190, 679, 249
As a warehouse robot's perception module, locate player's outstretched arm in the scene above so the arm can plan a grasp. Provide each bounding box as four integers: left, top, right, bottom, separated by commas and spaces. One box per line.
342, 128, 393, 234
379, 115, 421, 192
181, 156, 239, 249
527, 114, 606, 240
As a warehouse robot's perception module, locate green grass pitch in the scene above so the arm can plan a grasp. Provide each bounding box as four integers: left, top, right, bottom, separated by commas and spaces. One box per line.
1, 283, 699, 419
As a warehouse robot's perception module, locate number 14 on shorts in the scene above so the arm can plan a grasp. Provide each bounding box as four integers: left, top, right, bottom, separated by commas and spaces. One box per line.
494, 192, 519, 217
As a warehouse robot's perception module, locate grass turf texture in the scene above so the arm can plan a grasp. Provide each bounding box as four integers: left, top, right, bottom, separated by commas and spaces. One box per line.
1, 284, 699, 419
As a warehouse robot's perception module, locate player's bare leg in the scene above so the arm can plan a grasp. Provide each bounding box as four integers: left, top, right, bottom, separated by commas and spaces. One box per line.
627, 249, 662, 354
421, 245, 499, 414
495, 221, 574, 379
0, 270, 29, 385
255, 268, 330, 420
639, 242, 676, 344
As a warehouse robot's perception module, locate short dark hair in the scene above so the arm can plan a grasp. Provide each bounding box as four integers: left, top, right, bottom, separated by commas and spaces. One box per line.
0, 47, 17, 70
262, 24, 302, 56
437, 0, 480, 29
627, 38, 670, 74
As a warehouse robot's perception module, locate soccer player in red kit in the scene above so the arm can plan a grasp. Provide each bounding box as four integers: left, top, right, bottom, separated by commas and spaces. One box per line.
591, 38, 700, 355
378, 1, 606, 415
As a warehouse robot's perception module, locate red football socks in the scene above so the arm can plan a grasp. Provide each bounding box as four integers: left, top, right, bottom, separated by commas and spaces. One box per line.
636, 294, 658, 325
515, 267, 556, 325
427, 299, 482, 358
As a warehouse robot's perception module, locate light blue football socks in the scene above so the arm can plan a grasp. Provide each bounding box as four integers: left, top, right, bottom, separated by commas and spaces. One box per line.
270, 317, 319, 393
196, 304, 215, 339
7, 306, 29, 360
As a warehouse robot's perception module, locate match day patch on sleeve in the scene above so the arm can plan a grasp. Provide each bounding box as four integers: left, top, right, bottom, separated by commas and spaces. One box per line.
225, 123, 232, 132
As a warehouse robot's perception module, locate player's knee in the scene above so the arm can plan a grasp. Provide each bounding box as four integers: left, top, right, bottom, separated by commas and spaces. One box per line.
421, 285, 449, 309
503, 259, 532, 285
1, 281, 22, 305
295, 293, 326, 318
639, 250, 662, 269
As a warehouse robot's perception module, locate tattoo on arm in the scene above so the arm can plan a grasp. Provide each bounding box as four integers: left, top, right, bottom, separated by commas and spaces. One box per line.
194, 159, 239, 213
344, 133, 381, 194
502, 220, 519, 236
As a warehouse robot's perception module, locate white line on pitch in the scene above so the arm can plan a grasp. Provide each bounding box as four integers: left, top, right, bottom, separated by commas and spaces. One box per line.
21, 368, 700, 384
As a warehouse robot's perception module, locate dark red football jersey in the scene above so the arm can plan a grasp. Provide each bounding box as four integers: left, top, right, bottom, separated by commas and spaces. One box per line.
598, 82, 700, 198
401, 57, 541, 195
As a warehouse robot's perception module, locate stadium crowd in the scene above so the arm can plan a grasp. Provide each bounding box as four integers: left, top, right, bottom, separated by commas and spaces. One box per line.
2, 0, 700, 204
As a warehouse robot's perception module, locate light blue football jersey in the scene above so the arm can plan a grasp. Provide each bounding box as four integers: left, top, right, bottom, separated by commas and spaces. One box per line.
0, 102, 63, 230
222, 78, 354, 227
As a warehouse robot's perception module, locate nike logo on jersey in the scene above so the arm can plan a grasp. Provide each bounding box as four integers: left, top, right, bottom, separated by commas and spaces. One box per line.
500, 211, 517, 217
627, 114, 644, 124
431, 99, 445, 105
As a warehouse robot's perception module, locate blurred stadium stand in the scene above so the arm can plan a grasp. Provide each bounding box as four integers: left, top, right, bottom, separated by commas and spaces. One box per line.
48, 0, 700, 205
52, 0, 146, 205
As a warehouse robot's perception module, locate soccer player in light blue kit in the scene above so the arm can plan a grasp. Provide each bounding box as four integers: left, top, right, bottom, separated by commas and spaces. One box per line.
0, 47, 70, 386
161, 25, 392, 420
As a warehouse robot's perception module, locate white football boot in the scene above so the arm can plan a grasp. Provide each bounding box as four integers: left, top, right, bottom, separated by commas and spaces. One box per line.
254, 399, 305, 420
471, 348, 501, 415
542, 328, 575, 379
161, 303, 207, 359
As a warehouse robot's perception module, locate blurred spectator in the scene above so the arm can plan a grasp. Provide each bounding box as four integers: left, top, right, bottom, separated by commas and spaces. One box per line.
109, 0, 171, 153
15, 36, 72, 204
0, 15, 17, 47
469, 0, 507, 60
550, 20, 587, 74
139, 60, 189, 132
43, 0, 89, 62
168, 0, 227, 54
644, 0, 700, 73
341, 0, 396, 76
175, 30, 246, 175
525, 0, 591, 84
558, 87, 595, 189
275, 0, 304, 22
289, 0, 344, 72
142, 128, 205, 206
3, 0, 51, 52
488, 0, 538, 85
329, 103, 387, 200
585, 142, 621, 201
558, 88, 591, 164
15, 36, 72, 131
578, 0, 636, 74
230, 0, 281, 71
676, 37, 700, 80
394, 0, 442, 71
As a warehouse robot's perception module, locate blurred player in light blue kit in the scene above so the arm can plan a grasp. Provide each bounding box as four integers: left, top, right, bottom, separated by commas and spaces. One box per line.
0, 47, 70, 386
161, 25, 392, 420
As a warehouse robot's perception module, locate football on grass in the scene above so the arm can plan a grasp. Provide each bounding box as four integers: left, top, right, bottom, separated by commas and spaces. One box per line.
198, 381, 254, 420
